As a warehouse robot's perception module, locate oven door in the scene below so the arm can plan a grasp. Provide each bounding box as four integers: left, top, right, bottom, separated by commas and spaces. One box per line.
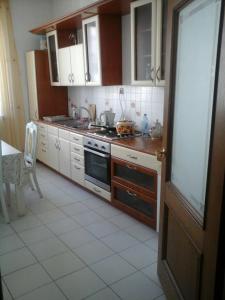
84, 147, 111, 191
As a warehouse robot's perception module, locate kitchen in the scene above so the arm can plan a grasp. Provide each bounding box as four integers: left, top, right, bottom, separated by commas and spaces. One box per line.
0, 0, 225, 300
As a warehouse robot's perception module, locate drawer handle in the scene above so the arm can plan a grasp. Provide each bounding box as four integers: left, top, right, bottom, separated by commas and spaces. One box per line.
41, 134, 46, 138
73, 137, 80, 141
41, 149, 46, 153
41, 142, 46, 146
127, 154, 138, 160
126, 190, 137, 197
93, 187, 101, 193
74, 166, 81, 170
126, 164, 136, 170
74, 157, 81, 162
74, 147, 80, 151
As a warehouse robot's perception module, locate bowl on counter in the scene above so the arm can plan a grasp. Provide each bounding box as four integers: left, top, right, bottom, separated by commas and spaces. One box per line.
116, 120, 135, 135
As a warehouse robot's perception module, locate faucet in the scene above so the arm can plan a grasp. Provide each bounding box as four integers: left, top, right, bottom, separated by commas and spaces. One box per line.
72, 106, 92, 122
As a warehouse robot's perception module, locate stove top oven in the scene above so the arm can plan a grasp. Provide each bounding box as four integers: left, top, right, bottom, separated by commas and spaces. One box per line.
84, 137, 111, 192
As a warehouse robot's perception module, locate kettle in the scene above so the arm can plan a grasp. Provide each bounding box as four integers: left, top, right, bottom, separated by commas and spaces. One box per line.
99, 110, 115, 127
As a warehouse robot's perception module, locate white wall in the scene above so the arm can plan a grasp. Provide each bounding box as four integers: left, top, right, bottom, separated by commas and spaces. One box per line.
52, 0, 97, 18
10, 0, 53, 120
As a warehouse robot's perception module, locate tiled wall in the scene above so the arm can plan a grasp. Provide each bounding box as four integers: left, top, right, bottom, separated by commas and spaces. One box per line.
68, 86, 164, 130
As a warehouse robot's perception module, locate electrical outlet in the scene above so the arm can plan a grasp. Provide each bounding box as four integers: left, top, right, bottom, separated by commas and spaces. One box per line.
119, 87, 124, 94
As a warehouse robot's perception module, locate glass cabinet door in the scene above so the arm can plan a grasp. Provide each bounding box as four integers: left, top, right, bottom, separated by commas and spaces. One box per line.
46, 31, 60, 86
156, 0, 167, 86
82, 16, 101, 85
131, 0, 156, 85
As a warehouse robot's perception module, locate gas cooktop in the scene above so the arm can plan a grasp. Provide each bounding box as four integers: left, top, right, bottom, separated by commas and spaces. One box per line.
88, 128, 142, 140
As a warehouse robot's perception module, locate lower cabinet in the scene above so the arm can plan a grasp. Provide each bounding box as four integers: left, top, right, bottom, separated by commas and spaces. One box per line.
47, 133, 59, 171
58, 137, 70, 178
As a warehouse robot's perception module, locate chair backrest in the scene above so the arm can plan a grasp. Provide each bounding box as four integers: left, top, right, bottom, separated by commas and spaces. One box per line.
24, 122, 38, 169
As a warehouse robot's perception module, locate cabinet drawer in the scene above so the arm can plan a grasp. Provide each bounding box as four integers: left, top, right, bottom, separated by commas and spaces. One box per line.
71, 152, 84, 166
71, 163, 84, 185
85, 180, 111, 202
112, 181, 156, 229
70, 132, 83, 145
38, 124, 48, 134
37, 145, 48, 163
111, 144, 161, 173
48, 125, 58, 136
38, 131, 47, 142
70, 143, 84, 156
111, 157, 157, 199
59, 128, 70, 141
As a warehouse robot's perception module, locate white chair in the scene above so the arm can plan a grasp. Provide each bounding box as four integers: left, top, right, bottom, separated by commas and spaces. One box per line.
0, 140, 10, 223
21, 122, 43, 198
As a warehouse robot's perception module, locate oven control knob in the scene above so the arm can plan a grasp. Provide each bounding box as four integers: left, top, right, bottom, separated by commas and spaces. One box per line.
101, 146, 106, 150
88, 141, 92, 145
94, 144, 98, 148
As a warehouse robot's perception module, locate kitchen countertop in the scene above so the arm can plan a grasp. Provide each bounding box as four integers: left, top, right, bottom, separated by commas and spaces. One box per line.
37, 120, 162, 156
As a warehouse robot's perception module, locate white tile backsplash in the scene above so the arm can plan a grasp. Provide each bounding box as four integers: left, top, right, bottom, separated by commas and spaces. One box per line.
68, 86, 164, 130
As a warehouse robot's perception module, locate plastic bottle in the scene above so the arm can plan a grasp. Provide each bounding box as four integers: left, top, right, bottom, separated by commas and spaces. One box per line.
141, 114, 149, 136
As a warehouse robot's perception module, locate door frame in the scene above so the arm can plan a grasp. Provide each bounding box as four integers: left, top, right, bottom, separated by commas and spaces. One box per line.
158, 0, 225, 299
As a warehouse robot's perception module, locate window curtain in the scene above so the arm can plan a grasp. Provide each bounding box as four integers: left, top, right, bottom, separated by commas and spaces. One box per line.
0, 0, 25, 150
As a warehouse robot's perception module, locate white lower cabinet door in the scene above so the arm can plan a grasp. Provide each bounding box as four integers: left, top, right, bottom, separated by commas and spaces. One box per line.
70, 44, 85, 86
58, 47, 71, 86
58, 138, 71, 178
47, 134, 59, 171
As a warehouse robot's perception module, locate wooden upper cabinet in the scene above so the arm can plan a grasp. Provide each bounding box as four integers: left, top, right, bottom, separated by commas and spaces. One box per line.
82, 15, 122, 86
131, 0, 166, 86
46, 30, 60, 86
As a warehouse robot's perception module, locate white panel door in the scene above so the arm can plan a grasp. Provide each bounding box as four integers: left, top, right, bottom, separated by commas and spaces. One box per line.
47, 134, 59, 171
58, 138, 71, 178
70, 44, 85, 86
58, 47, 72, 86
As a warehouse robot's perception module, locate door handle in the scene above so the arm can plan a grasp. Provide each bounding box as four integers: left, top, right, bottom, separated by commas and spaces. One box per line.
126, 190, 137, 197
156, 148, 166, 161
150, 67, 155, 82
156, 66, 161, 81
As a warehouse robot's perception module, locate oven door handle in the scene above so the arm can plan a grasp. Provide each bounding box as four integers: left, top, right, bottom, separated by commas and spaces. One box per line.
84, 147, 110, 158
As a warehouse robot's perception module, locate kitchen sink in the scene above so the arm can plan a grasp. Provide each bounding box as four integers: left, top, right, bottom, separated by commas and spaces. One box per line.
54, 119, 89, 129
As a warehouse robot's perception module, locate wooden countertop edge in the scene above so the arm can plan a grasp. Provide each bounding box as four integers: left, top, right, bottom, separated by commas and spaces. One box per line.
36, 120, 162, 156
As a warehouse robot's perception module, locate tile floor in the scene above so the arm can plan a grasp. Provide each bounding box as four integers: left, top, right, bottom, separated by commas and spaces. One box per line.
0, 163, 167, 300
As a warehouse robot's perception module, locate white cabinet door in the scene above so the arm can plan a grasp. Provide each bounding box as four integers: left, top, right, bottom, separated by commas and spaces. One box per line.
70, 44, 85, 86
26, 51, 39, 120
58, 47, 72, 86
58, 138, 71, 178
47, 133, 59, 171
82, 15, 102, 86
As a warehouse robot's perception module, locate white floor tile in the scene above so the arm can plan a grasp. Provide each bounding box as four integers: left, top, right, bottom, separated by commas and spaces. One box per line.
59, 227, 96, 249
72, 210, 104, 226
73, 239, 114, 265
36, 208, 66, 224
86, 220, 120, 238
0, 247, 36, 275
111, 271, 163, 300
28, 200, 56, 215
0, 234, 24, 255
109, 213, 139, 229
86, 287, 120, 300
90, 254, 136, 284
125, 223, 157, 242
2, 281, 13, 300
93, 204, 122, 219
155, 294, 167, 300
141, 262, 161, 287
46, 217, 80, 235
4, 264, 52, 298
0, 223, 14, 239
18, 225, 54, 245
120, 244, 158, 269
57, 267, 106, 300
17, 283, 67, 300
11, 215, 42, 233
42, 251, 85, 280
28, 237, 67, 261
101, 231, 139, 252
61, 202, 90, 217
82, 196, 108, 209
145, 236, 159, 252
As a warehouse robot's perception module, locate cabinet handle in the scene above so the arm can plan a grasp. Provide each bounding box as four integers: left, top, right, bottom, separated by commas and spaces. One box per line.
72, 73, 74, 83
156, 66, 161, 81
85, 72, 91, 82
94, 187, 101, 193
126, 164, 137, 170
68, 74, 71, 83
73, 137, 79, 141
35, 110, 38, 119
127, 154, 138, 160
126, 190, 137, 197
74, 157, 81, 162
41, 149, 46, 153
41, 142, 46, 146
41, 134, 46, 138
74, 165, 81, 170
74, 147, 80, 151
150, 67, 155, 82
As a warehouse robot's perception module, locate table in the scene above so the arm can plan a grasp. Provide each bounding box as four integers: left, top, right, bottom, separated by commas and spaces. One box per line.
1, 141, 26, 216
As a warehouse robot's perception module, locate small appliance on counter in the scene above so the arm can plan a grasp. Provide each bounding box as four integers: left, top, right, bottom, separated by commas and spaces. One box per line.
99, 109, 115, 127
116, 120, 135, 135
